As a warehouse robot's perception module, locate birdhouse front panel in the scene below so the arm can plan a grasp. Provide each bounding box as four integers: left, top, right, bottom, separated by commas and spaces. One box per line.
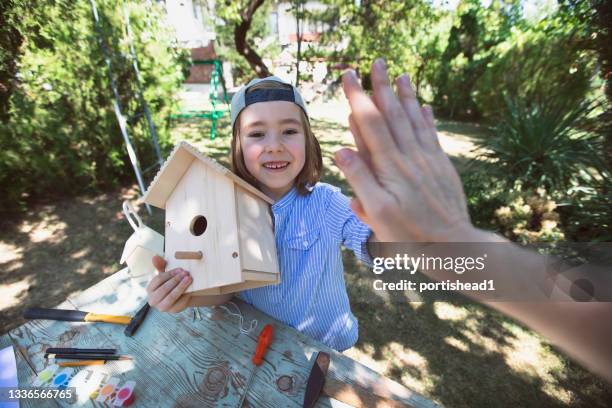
235, 187, 279, 279
165, 159, 242, 293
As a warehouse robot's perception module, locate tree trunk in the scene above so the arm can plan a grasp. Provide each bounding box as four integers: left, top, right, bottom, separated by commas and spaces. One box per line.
234, 0, 271, 78
294, 0, 304, 86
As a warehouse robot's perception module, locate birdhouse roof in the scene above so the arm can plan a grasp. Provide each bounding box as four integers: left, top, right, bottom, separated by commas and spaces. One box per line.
143, 141, 274, 209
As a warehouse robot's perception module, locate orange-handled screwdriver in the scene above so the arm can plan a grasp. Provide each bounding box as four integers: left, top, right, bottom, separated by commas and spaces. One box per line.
252, 324, 273, 365
238, 324, 274, 407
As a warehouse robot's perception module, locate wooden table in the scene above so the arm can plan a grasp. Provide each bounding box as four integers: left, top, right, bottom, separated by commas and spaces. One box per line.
0, 269, 440, 407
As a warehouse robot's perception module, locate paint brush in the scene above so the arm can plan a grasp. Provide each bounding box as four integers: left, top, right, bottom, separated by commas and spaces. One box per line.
46, 348, 117, 355
45, 353, 132, 361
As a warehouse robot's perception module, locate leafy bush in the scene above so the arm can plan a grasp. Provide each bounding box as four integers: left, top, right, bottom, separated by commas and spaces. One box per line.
473, 19, 599, 121
0, 0, 188, 213
462, 168, 508, 231
473, 95, 604, 193
493, 187, 565, 244
560, 179, 612, 242
464, 172, 566, 244
431, 0, 521, 119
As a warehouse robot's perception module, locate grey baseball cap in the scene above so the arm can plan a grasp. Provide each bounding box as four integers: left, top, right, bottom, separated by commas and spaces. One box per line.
230, 76, 309, 131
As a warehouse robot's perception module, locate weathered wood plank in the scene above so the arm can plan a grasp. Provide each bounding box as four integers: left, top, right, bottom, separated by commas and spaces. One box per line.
64, 269, 182, 407
67, 272, 296, 407
5, 268, 439, 408
197, 302, 439, 408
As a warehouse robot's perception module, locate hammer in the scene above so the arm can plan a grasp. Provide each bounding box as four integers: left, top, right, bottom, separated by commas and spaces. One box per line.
24, 303, 151, 337
124, 303, 150, 337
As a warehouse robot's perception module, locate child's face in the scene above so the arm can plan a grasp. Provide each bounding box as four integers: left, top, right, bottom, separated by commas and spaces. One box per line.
238, 101, 306, 200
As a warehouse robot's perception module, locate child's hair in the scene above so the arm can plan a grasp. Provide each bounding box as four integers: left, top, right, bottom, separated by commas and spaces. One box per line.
231, 80, 322, 195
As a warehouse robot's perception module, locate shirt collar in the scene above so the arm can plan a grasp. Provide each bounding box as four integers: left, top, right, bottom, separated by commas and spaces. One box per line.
271, 186, 298, 212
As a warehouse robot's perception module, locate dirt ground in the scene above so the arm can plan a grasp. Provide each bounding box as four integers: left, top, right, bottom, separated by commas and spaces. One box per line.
1, 97, 611, 407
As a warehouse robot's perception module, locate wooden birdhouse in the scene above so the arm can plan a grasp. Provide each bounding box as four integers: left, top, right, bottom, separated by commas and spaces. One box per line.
142, 141, 279, 295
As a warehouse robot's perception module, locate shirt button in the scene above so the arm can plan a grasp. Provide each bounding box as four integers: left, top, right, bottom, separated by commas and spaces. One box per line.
303, 240, 308, 247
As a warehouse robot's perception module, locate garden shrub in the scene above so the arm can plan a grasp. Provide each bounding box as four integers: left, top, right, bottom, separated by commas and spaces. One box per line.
0, 0, 189, 213
473, 20, 598, 121
473, 95, 605, 193
560, 178, 612, 242
493, 187, 565, 244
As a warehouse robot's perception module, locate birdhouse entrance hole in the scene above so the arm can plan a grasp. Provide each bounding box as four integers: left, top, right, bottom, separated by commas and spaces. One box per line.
190, 215, 208, 236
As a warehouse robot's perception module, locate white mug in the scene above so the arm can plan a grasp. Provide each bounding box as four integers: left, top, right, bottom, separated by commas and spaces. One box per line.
120, 201, 164, 284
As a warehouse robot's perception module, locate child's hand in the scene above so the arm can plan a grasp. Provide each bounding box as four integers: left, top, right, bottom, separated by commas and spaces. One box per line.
146, 255, 193, 313
336, 59, 476, 242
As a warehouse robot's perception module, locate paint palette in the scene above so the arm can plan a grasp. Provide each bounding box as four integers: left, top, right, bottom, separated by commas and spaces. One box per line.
95, 377, 120, 403
113, 380, 136, 406
31, 366, 135, 406
51, 367, 74, 389
68, 369, 107, 403
95, 377, 136, 406
32, 364, 59, 386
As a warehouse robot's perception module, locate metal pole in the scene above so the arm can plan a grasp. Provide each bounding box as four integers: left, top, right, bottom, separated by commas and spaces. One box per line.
122, 0, 163, 168
89, 0, 151, 214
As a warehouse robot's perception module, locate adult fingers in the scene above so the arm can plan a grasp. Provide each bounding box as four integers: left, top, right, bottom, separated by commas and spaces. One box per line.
371, 59, 417, 155
415, 104, 468, 216
396, 75, 438, 153
334, 148, 386, 217
421, 105, 442, 151
342, 70, 398, 157
157, 274, 192, 312
422, 105, 434, 128
348, 114, 370, 167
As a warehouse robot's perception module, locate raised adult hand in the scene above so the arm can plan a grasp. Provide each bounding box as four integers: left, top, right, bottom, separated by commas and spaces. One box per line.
336, 59, 473, 242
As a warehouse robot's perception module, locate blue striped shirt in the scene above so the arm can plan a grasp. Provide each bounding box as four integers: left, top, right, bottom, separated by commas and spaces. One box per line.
240, 182, 372, 351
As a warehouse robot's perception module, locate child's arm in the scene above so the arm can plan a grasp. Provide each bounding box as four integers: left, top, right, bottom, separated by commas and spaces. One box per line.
188, 294, 232, 307
326, 188, 374, 265
366, 232, 381, 259
147, 256, 192, 313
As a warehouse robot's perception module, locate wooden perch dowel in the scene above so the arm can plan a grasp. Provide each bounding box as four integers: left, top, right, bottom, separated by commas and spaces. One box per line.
175, 251, 203, 260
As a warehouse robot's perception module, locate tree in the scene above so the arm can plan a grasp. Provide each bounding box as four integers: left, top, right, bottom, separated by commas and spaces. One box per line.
558, 0, 611, 169
311, 0, 436, 91
432, 0, 521, 119
289, 0, 307, 86
216, 0, 272, 80
0, 0, 188, 213
0, 0, 24, 121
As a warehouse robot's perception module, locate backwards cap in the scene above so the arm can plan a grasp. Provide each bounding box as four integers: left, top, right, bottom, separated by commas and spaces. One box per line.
230, 76, 308, 131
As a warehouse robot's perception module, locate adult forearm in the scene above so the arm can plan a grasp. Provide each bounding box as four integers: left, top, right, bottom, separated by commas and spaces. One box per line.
440, 228, 612, 382
491, 301, 612, 382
